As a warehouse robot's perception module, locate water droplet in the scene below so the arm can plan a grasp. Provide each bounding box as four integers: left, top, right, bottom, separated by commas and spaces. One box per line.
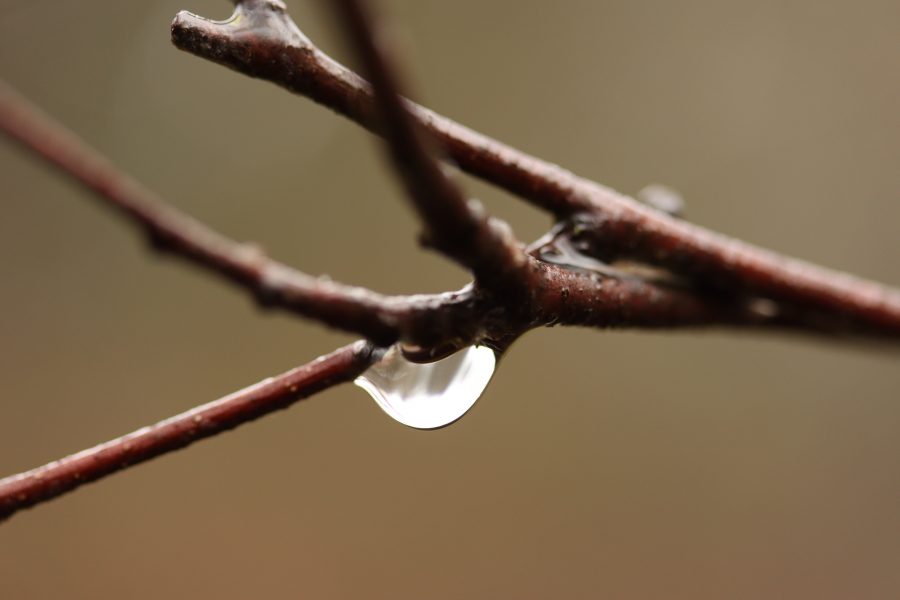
538, 235, 619, 277
537, 232, 683, 286
746, 297, 780, 319
354, 345, 497, 429
636, 183, 684, 217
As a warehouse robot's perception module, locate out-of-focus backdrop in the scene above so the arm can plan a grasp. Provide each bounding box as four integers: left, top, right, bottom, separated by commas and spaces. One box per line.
1, 1, 898, 598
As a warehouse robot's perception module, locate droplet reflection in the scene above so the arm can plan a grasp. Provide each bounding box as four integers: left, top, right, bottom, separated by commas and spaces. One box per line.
354, 345, 497, 429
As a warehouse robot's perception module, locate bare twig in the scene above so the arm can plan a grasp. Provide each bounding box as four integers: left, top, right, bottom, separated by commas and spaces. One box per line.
170, 0, 582, 215
170, 0, 900, 336
329, 0, 527, 293
0, 80, 480, 348
0, 341, 377, 522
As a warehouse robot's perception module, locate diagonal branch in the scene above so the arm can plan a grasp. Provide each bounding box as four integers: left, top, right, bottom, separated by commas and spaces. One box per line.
0, 340, 377, 522
327, 0, 527, 292
170, 0, 900, 337
567, 210, 900, 336
170, 0, 578, 215
0, 80, 480, 348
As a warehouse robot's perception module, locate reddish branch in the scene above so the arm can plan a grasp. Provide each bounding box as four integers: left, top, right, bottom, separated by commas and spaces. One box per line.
0, 81, 479, 348
330, 0, 528, 294
0, 341, 376, 522
0, 79, 784, 346
170, 0, 900, 336
0, 0, 898, 523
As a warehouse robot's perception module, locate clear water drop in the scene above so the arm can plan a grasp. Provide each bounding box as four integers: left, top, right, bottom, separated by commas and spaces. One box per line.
354, 345, 497, 429
538, 234, 620, 277
537, 230, 682, 285
636, 183, 684, 217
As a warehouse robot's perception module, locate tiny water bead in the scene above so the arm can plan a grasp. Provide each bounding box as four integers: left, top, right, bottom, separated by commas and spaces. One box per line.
537, 234, 620, 277
354, 345, 497, 429
636, 183, 685, 217
536, 226, 686, 287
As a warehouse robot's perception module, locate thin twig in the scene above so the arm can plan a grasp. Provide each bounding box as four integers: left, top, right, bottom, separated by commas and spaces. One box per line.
170, 0, 900, 336
0, 341, 377, 522
0, 80, 479, 348
170, 0, 581, 215
329, 0, 527, 293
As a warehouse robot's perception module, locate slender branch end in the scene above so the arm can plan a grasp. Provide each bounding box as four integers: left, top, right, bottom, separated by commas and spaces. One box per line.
0, 340, 377, 523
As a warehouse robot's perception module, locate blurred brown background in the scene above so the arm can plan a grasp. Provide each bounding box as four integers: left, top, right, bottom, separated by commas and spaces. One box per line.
1, 1, 899, 598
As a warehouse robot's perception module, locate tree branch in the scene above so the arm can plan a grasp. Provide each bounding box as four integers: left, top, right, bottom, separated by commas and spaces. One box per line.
170, 0, 900, 337
1, 74, 815, 358
0, 341, 377, 522
170, 0, 581, 215
1, 0, 897, 526
0, 80, 481, 348
328, 0, 528, 294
